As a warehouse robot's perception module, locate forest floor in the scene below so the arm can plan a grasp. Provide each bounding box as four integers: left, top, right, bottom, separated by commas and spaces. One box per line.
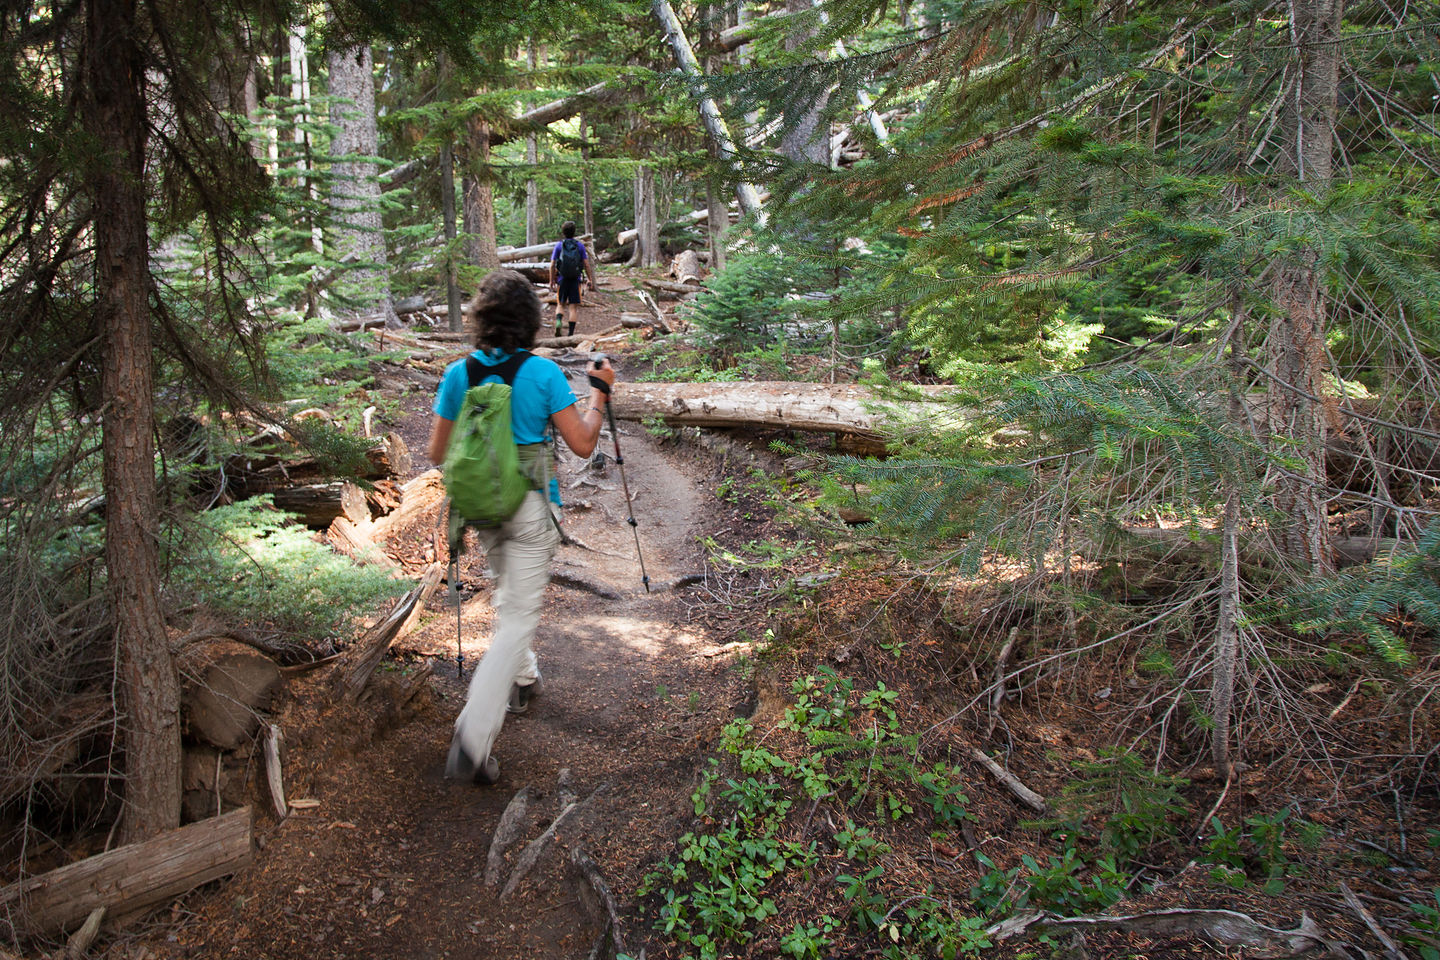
91, 274, 1438, 960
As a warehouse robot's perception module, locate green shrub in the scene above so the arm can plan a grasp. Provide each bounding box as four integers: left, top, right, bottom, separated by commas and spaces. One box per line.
170, 498, 411, 645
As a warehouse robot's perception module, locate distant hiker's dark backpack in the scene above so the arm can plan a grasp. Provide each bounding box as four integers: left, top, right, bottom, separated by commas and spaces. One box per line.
556, 237, 584, 280
443, 351, 533, 540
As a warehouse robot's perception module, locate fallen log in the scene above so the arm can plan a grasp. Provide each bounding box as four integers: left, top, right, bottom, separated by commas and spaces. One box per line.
608, 381, 962, 440
271, 480, 369, 529
0, 807, 253, 941
497, 237, 591, 263
178, 640, 282, 750
640, 277, 703, 297
966, 745, 1048, 814
336, 564, 443, 700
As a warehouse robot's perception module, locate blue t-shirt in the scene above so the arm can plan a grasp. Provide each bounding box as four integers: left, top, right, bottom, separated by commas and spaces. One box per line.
550, 239, 588, 264
433, 350, 578, 443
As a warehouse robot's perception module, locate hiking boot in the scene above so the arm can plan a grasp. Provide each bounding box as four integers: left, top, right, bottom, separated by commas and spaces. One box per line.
554, 314, 564, 337
446, 737, 500, 785
567, 321, 576, 337
507, 679, 542, 715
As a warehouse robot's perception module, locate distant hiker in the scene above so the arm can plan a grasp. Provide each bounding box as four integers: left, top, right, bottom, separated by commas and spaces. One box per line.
427, 269, 615, 784
548, 220, 597, 338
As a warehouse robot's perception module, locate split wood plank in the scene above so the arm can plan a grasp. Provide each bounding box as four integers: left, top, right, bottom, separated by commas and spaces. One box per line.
337, 563, 443, 701
0, 808, 253, 941
370, 470, 445, 543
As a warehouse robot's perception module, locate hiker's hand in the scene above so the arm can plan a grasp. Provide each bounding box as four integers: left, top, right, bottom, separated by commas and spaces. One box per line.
587, 279, 597, 291
588, 357, 615, 398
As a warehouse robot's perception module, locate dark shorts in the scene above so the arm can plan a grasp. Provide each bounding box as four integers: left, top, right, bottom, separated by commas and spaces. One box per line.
556, 275, 582, 305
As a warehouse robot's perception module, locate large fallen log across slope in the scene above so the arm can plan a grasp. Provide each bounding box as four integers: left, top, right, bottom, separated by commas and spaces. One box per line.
0, 808, 253, 940
608, 382, 963, 438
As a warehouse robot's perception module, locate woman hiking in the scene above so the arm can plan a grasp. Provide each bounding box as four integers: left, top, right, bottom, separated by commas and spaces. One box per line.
426, 269, 615, 783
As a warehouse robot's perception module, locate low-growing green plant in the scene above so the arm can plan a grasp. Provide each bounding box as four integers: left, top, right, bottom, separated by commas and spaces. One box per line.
1402, 889, 1440, 960
1198, 808, 1322, 892
1039, 747, 1189, 862
169, 498, 411, 644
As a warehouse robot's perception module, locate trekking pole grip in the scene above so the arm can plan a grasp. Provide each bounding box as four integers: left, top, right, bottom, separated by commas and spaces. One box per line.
588, 355, 612, 396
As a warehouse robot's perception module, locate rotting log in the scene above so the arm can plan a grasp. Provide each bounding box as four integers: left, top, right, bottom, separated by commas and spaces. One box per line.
271, 480, 369, 529
336, 564, 443, 700
370, 470, 445, 543
177, 640, 282, 750
327, 517, 404, 575
609, 381, 963, 441
0, 808, 253, 941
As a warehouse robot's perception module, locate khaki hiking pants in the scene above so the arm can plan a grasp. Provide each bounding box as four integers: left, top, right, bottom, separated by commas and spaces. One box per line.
448, 490, 559, 776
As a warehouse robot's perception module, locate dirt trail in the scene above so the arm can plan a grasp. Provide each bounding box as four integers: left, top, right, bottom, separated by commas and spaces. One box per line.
140, 286, 755, 960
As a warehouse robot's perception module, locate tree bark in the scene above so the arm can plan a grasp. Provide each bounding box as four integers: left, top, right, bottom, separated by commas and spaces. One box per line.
706, 178, 727, 271
464, 118, 500, 269
580, 115, 595, 239
84, 0, 182, 844
440, 134, 463, 331
1266, 0, 1343, 574
524, 41, 539, 247
326, 38, 393, 322
632, 164, 661, 268
780, 0, 832, 166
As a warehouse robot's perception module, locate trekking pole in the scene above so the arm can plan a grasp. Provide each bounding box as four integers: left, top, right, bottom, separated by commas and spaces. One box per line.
591, 356, 650, 593
442, 505, 465, 679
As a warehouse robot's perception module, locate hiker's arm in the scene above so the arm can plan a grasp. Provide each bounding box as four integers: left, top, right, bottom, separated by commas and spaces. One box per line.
548, 258, 556, 287
551, 361, 615, 458
427, 415, 455, 463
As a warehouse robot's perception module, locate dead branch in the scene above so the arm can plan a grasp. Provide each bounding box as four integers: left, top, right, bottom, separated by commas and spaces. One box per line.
988, 907, 1353, 958
965, 745, 1048, 814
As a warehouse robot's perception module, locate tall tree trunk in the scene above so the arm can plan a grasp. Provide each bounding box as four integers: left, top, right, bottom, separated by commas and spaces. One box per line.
463, 118, 499, 269
780, 0, 832, 166
289, 26, 322, 255
326, 39, 394, 323
83, 0, 181, 844
706, 178, 727, 272
440, 136, 463, 331
580, 115, 595, 239
631, 165, 660, 268
524, 40, 539, 246
1266, 0, 1342, 573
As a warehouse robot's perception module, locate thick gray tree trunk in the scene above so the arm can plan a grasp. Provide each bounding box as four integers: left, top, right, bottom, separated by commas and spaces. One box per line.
326, 39, 394, 323
780, 0, 832, 165
630, 164, 660, 268
83, 0, 181, 844
1266, 0, 1343, 573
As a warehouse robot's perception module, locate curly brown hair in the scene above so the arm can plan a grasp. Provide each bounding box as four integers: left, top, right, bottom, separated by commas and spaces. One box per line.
469, 270, 541, 352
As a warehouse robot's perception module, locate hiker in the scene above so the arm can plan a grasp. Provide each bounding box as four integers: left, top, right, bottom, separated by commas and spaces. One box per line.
427, 269, 615, 784
547, 220, 597, 338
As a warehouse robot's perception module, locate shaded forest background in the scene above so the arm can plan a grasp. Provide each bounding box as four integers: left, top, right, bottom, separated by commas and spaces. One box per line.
1, 0, 1438, 956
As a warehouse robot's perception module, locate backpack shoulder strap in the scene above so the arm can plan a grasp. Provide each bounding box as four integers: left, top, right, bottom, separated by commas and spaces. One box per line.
465, 350, 531, 388
490, 349, 531, 386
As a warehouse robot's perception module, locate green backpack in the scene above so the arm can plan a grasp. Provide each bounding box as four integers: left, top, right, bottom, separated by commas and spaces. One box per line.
443, 351, 534, 534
